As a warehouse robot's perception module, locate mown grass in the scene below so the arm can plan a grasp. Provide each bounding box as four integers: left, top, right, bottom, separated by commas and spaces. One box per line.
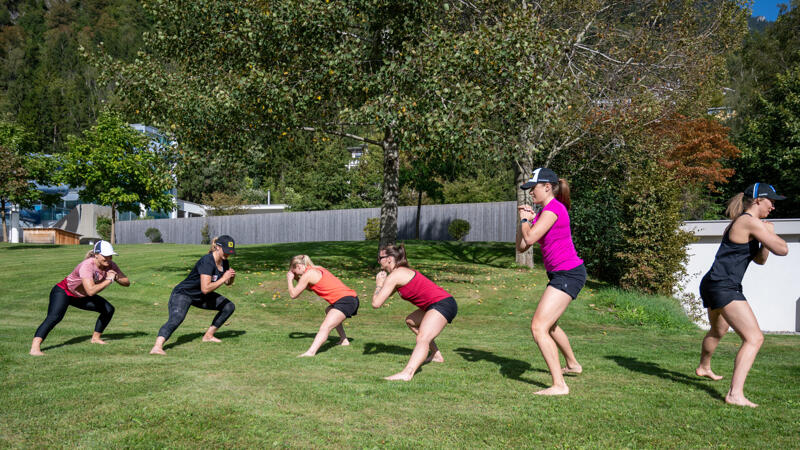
1, 241, 798, 448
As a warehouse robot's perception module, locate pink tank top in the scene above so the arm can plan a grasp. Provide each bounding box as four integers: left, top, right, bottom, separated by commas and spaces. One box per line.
396, 271, 452, 309
532, 198, 583, 272
308, 267, 357, 305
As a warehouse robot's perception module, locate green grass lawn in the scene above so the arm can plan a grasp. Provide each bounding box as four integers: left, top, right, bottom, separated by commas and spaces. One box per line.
1, 241, 798, 448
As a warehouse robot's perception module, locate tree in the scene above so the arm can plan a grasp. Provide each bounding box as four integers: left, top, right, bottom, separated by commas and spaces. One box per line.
62, 111, 175, 243
0, 120, 57, 241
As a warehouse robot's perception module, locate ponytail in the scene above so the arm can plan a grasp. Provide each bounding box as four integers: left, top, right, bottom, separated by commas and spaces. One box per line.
724, 192, 754, 220
289, 254, 315, 270
209, 236, 219, 253
85, 250, 96, 259
552, 178, 571, 210
380, 244, 410, 268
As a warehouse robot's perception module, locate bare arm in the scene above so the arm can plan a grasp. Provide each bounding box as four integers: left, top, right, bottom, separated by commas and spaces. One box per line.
80, 277, 114, 297
286, 269, 320, 299
519, 210, 558, 248
372, 271, 399, 308
201, 270, 235, 295
751, 220, 788, 263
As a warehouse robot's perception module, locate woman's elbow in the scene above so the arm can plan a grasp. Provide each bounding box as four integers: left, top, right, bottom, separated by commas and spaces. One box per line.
371, 301, 381, 309
776, 245, 789, 256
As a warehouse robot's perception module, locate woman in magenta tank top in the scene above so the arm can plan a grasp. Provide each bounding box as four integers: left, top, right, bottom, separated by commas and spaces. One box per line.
287, 255, 360, 357
372, 244, 457, 381
517, 167, 586, 395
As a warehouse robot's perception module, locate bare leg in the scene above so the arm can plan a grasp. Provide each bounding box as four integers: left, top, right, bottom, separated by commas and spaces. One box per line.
150, 336, 167, 355
30, 337, 44, 356
720, 301, 764, 407
328, 306, 350, 346
405, 309, 444, 363
531, 287, 573, 395
203, 326, 222, 342
299, 308, 347, 357
90, 331, 107, 344
696, 308, 726, 380
551, 325, 581, 374
385, 309, 448, 381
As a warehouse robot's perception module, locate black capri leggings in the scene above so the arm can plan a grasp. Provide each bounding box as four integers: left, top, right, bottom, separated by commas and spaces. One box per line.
34, 285, 115, 340
157, 290, 236, 341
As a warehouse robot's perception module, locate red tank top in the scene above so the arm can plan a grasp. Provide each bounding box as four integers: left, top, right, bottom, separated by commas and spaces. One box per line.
308, 267, 357, 304
396, 271, 451, 309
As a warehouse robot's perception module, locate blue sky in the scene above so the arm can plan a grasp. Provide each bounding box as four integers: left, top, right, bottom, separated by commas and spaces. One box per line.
750, 1, 792, 20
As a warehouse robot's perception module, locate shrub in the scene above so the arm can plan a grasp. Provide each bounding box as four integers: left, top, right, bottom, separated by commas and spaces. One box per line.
364, 217, 380, 240
448, 219, 471, 241
96, 216, 111, 241
145, 227, 163, 243
200, 222, 211, 245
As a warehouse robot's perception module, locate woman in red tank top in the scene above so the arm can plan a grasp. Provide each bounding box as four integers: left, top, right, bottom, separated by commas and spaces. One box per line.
372, 244, 457, 381
287, 255, 360, 357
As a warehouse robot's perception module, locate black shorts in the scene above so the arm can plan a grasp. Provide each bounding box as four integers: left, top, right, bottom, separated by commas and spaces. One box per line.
427, 297, 458, 323
546, 264, 587, 300
331, 296, 359, 318
699, 277, 746, 310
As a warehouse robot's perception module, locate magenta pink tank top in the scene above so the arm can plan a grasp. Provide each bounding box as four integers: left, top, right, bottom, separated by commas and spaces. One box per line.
396, 271, 452, 309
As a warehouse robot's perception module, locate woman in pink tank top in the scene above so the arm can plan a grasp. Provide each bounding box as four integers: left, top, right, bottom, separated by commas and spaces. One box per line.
517, 167, 586, 396
287, 255, 359, 357
372, 244, 457, 381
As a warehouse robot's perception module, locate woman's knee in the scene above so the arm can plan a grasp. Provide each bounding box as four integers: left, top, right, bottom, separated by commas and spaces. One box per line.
103, 303, 115, 317
531, 321, 551, 341
743, 330, 764, 348
222, 301, 235, 315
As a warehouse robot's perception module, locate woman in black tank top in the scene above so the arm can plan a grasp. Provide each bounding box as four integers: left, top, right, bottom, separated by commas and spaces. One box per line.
695, 183, 788, 407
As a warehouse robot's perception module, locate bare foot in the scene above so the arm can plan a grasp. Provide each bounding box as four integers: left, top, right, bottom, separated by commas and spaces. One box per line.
384, 372, 413, 381
337, 338, 350, 346
149, 347, 166, 355
424, 351, 445, 363
298, 352, 315, 357
90, 338, 107, 345
202, 336, 222, 343
726, 393, 758, 408
695, 367, 723, 381
29, 349, 44, 356
562, 364, 582, 375
534, 385, 570, 396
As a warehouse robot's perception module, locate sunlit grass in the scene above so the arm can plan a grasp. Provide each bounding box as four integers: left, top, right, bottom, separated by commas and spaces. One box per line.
1, 241, 798, 447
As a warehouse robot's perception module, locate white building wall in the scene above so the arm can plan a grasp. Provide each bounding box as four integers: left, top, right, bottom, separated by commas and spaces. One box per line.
681, 219, 800, 332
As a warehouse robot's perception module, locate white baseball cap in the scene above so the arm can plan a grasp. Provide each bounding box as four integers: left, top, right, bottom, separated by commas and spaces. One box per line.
93, 240, 118, 256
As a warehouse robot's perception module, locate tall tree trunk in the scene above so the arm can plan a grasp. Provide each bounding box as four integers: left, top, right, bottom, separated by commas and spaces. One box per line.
515, 161, 534, 268
379, 128, 399, 249
415, 189, 422, 240
1, 199, 6, 243
110, 203, 117, 244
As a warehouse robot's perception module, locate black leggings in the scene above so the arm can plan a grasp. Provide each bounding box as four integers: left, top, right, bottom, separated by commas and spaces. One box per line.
157, 290, 235, 341
34, 285, 115, 340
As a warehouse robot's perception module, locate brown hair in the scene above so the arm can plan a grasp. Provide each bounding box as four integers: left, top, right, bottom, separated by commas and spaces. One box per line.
85, 250, 96, 259
289, 255, 315, 269
550, 178, 571, 210
380, 244, 410, 268
724, 192, 755, 220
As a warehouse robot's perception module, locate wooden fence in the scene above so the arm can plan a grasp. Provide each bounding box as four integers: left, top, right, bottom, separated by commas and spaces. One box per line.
115, 201, 518, 244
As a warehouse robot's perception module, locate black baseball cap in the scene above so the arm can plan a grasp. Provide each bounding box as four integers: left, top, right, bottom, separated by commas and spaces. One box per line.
521, 168, 559, 190
216, 235, 236, 254
744, 183, 786, 201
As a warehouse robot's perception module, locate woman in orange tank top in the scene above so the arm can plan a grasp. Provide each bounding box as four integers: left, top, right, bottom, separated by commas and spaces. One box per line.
287, 255, 359, 357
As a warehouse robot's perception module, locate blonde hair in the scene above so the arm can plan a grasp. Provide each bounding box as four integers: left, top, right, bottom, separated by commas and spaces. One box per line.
724, 192, 755, 220
85, 250, 96, 259
289, 255, 315, 269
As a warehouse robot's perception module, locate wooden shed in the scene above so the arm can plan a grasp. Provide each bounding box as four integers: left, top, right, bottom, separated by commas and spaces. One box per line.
22, 228, 82, 245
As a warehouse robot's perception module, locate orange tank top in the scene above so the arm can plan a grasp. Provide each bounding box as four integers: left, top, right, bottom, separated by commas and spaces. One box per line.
308, 267, 357, 304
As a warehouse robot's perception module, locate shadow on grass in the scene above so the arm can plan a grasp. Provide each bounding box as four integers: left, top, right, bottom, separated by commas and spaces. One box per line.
163, 329, 246, 350
605, 355, 724, 401
288, 331, 353, 354
454, 347, 547, 387
363, 342, 413, 357
2, 244, 62, 250
41, 331, 148, 351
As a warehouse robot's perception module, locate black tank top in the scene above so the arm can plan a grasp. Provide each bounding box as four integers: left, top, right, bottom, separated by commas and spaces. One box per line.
703, 213, 761, 289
